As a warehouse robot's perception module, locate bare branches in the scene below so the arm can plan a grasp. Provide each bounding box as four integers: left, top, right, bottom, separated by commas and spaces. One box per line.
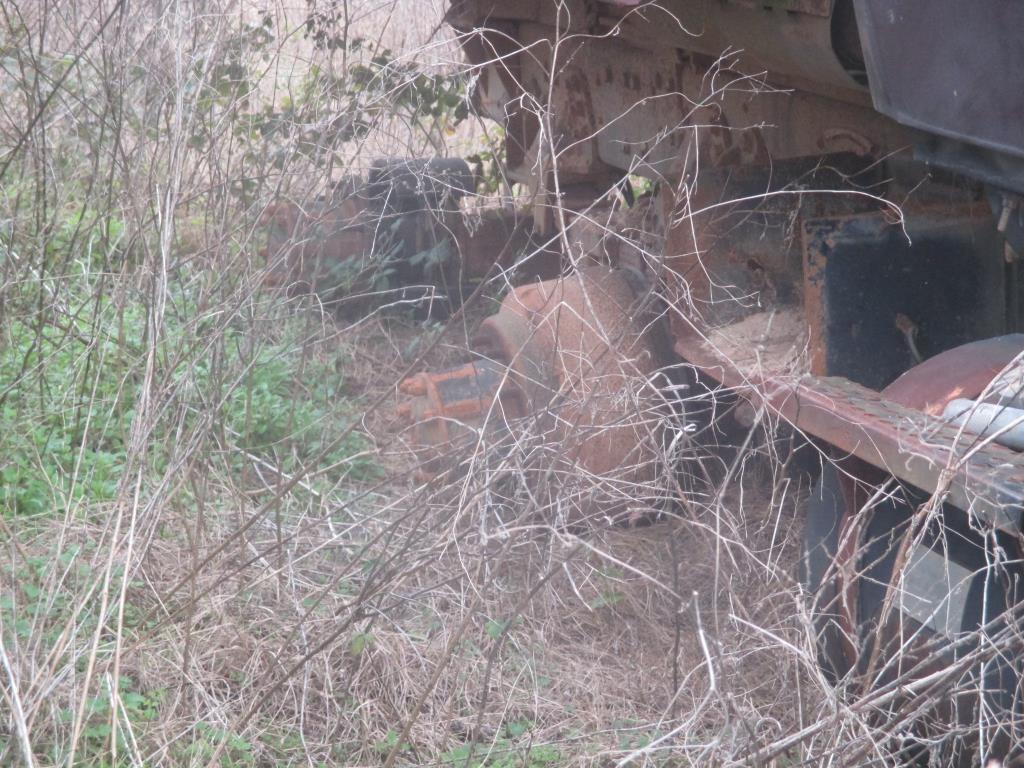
0, 2, 1018, 768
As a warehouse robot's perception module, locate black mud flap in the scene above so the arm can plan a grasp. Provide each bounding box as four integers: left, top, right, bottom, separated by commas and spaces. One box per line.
802, 463, 853, 684
805, 460, 1024, 765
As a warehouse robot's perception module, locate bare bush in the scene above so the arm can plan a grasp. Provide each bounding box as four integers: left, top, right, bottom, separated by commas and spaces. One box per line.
1, 2, 1017, 768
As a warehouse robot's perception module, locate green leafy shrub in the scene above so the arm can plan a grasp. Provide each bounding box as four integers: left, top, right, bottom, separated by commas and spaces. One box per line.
0, 278, 377, 518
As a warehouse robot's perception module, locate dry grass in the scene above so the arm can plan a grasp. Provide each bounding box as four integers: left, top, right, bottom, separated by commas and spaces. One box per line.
4, 409, 818, 766
3, 2, 1011, 767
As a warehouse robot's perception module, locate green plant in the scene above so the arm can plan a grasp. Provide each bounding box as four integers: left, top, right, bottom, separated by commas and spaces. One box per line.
484, 615, 523, 642
282, 18, 470, 155
441, 721, 562, 768
373, 729, 411, 758
175, 722, 255, 768
0, 291, 143, 517
467, 128, 509, 196
0, 277, 379, 520
49, 676, 163, 767
442, 740, 562, 768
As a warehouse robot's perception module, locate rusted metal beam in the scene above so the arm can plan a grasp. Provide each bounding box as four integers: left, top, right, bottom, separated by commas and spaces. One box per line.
451, 2, 918, 189
679, 338, 1024, 532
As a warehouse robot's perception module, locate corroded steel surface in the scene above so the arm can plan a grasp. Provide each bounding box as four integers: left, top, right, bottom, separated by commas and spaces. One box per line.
397, 359, 525, 478
884, 335, 1024, 417
449, 0, 916, 192
401, 268, 665, 520
679, 334, 1024, 529
800, 204, 1003, 389
442, 0, 1024, 526
450, 0, 862, 100
489, 269, 661, 495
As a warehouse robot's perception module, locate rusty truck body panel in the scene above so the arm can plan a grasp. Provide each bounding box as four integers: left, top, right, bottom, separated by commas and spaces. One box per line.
393, 2, 1024, 761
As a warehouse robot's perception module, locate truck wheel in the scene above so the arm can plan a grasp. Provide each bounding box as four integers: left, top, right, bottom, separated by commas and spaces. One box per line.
802, 338, 1024, 764
803, 462, 1024, 766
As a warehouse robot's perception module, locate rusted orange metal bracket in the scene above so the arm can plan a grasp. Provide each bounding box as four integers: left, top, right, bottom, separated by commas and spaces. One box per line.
398, 267, 665, 519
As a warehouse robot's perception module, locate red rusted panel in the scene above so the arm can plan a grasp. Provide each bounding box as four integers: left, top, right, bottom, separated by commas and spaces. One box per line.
883, 335, 1024, 416
801, 221, 829, 376
452, 0, 915, 193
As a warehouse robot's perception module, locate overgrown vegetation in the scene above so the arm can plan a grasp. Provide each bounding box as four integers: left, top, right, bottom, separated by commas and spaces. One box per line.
0, 280, 377, 519
0, 2, 952, 768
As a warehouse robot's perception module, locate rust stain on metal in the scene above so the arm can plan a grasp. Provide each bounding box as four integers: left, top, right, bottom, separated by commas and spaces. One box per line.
883, 335, 1024, 417
401, 268, 665, 520
802, 220, 829, 376
678, 331, 1024, 530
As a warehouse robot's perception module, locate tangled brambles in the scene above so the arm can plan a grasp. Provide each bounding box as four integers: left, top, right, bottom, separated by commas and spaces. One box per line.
2, 2, 1020, 767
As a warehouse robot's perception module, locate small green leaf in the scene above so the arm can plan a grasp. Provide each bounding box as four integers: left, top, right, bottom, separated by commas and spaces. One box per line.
484, 618, 504, 641
588, 590, 623, 610
505, 718, 530, 738
349, 631, 374, 658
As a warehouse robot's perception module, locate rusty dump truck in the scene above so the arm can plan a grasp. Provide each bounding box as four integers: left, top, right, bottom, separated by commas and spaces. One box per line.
271, 1, 1024, 762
